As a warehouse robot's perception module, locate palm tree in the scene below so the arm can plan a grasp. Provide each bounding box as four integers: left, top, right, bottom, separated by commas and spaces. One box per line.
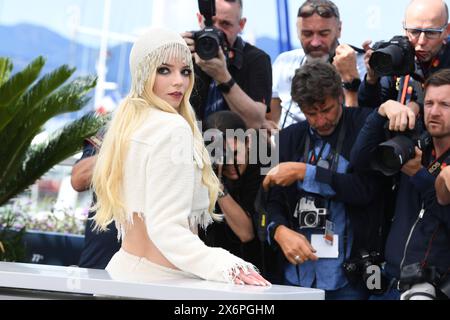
0, 56, 106, 207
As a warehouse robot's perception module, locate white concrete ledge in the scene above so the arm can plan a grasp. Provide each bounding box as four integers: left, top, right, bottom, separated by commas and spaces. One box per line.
0, 262, 324, 300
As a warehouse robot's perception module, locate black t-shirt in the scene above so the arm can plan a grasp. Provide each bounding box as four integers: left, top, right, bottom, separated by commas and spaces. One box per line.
199, 137, 282, 282
190, 37, 272, 122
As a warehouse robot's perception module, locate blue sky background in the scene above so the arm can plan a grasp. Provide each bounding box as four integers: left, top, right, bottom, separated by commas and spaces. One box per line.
2, 0, 449, 49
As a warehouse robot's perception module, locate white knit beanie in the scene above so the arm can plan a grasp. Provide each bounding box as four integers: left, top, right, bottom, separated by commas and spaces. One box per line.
129, 27, 193, 97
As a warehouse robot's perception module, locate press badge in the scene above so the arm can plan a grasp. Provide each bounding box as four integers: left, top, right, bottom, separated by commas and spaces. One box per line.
324, 220, 335, 245
311, 234, 339, 259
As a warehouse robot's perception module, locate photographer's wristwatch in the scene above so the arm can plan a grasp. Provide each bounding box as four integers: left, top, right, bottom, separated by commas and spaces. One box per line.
342, 78, 361, 92
218, 189, 228, 199
217, 78, 236, 94
218, 185, 229, 199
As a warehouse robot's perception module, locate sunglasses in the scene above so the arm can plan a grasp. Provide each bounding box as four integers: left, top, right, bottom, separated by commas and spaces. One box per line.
404, 24, 448, 40
298, 2, 340, 19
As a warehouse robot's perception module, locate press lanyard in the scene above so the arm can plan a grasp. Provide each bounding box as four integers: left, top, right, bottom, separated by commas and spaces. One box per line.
308, 142, 327, 165
302, 115, 347, 172
300, 114, 349, 258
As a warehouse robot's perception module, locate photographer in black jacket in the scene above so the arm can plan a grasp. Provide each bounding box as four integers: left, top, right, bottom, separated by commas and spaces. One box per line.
359, 0, 450, 111
351, 69, 450, 300
199, 111, 280, 282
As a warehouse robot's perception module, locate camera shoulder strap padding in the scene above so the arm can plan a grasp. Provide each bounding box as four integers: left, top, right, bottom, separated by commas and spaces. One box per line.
428, 147, 450, 177
332, 115, 347, 173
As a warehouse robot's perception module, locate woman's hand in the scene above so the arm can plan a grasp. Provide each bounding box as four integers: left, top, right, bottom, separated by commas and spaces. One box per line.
234, 268, 271, 286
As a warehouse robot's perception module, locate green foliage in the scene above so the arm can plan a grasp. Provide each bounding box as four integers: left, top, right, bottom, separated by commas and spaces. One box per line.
0, 58, 13, 87
0, 56, 106, 207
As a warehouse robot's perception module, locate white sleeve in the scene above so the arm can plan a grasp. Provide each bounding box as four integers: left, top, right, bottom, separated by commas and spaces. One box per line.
144, 119, 255, 283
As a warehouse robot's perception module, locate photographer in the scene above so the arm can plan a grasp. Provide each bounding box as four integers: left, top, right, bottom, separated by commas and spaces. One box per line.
269, 0, 367, 129
359, 0, 450, 110
182, 0, 271, 130
351, 69, 450, 300
263, 61, 386, 300
199, 111, 280, 282
71, 129, 120, 269
436, 166, 450, 205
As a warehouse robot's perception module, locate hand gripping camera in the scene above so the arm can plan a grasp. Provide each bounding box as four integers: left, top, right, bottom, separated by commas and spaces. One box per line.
371, 123, 431, 176
193, 0, 230, 60
369, 35, 416, 77
294, 197, 328, 229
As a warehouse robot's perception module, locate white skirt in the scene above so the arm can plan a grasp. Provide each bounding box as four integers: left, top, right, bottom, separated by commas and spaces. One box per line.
106, 249, 199, 283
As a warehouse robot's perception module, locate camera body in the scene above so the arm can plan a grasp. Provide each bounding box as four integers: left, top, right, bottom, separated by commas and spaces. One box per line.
370, 35, 416, 76
399, 262, 438, 291
399, 263, 450, 299
399, 263, 441, 299
342, 250, 383, 287
193, 0, 230, 60
294, 197, 328, 229
371, 123, 431, 176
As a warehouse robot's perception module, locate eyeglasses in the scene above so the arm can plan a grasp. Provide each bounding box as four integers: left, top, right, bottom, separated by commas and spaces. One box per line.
298, 2, 340, 19
404, 24, 448, 40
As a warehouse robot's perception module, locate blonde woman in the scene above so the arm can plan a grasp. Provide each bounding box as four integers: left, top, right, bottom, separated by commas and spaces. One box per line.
92, 27, 269, 286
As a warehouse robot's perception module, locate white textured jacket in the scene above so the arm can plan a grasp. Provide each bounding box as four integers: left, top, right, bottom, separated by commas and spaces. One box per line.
118, 108, 255, 283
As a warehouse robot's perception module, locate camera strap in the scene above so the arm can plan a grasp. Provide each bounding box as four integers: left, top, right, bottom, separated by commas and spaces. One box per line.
427, 147, 450, 177
398, 75, 411, 105
301, 115, 348, 255
302, 115, 346, 172
397, 75, 424, 107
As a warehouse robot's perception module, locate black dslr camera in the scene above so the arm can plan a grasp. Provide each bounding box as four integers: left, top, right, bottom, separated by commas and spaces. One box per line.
399, 263, 439, 291
400, 263, 450, 299
371, 122, 431, 176
370, 36, 416, 76
193, 0, 230, 60
343, 250, 385, 291
294, 197, 328, 229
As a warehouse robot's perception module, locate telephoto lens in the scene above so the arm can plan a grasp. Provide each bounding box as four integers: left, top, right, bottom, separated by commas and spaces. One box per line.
369, 36, 415, 76
373, 135, 416, 176
372, 128, 431, 176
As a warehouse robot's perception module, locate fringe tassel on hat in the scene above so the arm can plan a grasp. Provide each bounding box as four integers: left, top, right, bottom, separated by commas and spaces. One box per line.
131, 42, 193, 97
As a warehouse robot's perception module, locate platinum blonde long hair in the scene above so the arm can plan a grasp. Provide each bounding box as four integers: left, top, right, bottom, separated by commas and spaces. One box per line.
92, 40, 220, 231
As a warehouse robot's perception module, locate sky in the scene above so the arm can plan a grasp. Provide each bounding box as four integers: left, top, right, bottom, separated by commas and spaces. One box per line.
2, 0, 449, 50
